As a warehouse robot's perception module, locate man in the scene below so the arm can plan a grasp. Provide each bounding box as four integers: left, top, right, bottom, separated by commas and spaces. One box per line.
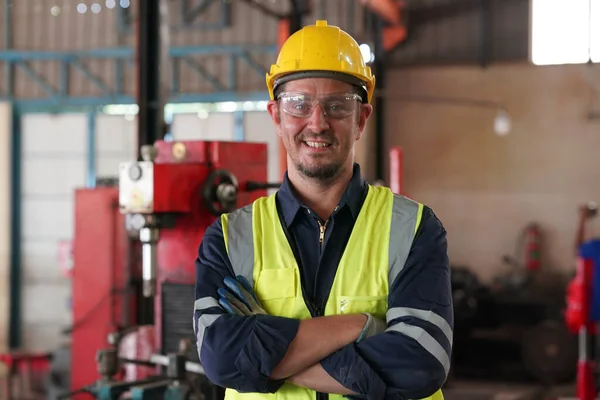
193, 20, 452, 400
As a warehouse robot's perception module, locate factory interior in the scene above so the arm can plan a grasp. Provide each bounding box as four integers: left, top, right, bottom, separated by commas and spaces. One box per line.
0, 0, 599, 399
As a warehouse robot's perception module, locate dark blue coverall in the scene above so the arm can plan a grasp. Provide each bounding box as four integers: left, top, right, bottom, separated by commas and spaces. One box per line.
194, 164, 453, 400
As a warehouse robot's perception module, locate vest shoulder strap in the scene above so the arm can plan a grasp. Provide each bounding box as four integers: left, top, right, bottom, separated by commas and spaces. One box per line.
221, 195, 275, 286
221, 201, 258, 286
222, 190, 424, 291
388, 193, 424, 287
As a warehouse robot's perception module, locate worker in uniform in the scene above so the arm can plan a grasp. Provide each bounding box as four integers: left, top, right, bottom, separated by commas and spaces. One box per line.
193, 20, 453, 400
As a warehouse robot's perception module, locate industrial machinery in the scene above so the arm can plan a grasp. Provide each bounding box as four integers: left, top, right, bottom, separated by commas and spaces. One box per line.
63, 143, 407, 399
449, 223, 578, 385
67, 140, 276, 399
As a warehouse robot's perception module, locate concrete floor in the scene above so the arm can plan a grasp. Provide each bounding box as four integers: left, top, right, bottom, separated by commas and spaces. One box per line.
443, 380, 578, 400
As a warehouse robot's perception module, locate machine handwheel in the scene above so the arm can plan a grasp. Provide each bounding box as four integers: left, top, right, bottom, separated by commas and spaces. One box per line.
521, 319, 578, 384
203, 169, 239, 216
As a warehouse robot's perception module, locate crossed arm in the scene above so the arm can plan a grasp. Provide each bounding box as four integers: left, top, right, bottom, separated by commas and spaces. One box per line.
192, 219, 365, 394
194, 207, 453, 399
271, 314, 366, 394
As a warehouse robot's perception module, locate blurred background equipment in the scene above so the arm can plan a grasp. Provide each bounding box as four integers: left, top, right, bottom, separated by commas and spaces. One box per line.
69, 140, 273, 397
1, 0, 600, 399
450, 222, 578, 386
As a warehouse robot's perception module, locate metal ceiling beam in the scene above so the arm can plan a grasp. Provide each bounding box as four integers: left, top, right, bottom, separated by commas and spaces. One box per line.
404, 0, 483, 28
137, 0, 164, 155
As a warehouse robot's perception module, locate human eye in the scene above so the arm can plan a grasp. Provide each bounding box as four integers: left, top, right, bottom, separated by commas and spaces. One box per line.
325, 100, 350, 113
292, 100, 308, 110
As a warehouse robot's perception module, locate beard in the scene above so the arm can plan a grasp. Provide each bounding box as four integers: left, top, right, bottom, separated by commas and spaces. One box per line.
296, 161, 341, 180
293, 130, 342, 180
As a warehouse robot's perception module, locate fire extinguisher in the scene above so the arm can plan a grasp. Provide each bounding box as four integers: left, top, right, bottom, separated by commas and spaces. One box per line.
524, 223, 541, 271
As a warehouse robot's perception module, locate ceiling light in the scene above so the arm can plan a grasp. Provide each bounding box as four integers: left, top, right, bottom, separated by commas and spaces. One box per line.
493, 109, 512, 136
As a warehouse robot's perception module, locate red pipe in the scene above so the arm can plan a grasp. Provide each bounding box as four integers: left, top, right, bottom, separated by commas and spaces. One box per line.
358, 0, 402, 25
575, 257, 596, 400
389, 147, 403, 195
277, 19, 291, 181
359, 0, 407, 51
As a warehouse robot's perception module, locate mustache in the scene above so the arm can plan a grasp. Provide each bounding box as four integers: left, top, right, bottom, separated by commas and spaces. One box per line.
295, 131, 336, 144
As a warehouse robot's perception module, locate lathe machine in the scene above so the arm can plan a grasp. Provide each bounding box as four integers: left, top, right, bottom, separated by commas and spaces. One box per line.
67, 140, 275, 399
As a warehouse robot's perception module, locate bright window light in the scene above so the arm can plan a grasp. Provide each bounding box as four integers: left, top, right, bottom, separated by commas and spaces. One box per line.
530, 0, 593, 65
591, 0, 600, 62
101, 101, 269, 116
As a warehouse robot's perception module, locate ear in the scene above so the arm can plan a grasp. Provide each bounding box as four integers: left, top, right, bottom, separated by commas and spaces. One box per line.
267, 100, 282, 137
356, 103, 373, 141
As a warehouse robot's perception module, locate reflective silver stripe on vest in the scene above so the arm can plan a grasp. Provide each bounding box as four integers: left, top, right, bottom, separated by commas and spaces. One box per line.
193, 206, 255, 359
224, 193, 419, 294
225, 204, 255, 286
385, 307, 452, 376
194, 297, 223, 353
223, 191, 451, 376
386, 195, 452, 378
386, 307, 453, 345
388, 194, 420, 286
195, 314, 221, 350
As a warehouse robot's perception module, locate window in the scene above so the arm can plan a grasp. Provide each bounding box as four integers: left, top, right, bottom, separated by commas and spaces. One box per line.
530, 0, 600, 65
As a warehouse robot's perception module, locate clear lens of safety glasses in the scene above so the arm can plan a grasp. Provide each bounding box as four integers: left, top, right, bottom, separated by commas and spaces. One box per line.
278, 92, 363, 119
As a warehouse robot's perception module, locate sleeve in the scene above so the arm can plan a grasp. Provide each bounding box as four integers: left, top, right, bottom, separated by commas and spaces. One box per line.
320, 206, 453, 400
194, 217, 301, 393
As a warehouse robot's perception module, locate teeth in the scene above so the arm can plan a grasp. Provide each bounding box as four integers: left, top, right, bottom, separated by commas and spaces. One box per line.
305, 141, 329, 148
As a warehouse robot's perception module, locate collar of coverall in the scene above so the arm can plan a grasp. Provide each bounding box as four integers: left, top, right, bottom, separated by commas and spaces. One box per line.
277, 162, 368, 226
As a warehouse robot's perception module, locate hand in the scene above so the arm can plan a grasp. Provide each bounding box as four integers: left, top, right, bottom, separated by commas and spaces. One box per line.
356, 313, 387, 343
218, 275, 267, 316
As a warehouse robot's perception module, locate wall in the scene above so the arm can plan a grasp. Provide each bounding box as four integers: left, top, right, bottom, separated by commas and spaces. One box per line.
96, 116, 137, 179
21, 113, 86, 350
244, 111, 280, 186
0, 103, 10, 351
385, 62, 600, 282
19, 110, 275, 351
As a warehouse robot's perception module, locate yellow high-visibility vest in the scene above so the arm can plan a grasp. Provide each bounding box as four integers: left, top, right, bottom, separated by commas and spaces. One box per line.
220, 185, 446, 400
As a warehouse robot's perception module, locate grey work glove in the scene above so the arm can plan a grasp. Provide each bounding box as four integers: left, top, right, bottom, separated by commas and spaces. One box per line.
356, 313, 387, 343
218, 275, 267, 316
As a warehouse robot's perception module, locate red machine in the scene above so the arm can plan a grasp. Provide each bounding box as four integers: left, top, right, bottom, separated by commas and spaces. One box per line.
72, 186, 133, 395
71, 140, 271, 396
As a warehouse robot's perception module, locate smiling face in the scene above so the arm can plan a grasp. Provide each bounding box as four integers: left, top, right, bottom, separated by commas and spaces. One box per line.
267, 77, 373, 181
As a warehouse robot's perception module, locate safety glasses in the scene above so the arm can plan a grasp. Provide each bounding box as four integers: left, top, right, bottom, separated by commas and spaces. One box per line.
277, 92, 362, 119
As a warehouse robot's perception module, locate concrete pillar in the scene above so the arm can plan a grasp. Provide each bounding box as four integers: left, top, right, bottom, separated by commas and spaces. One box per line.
0, 102, 11, 351
355, 100, 378, 183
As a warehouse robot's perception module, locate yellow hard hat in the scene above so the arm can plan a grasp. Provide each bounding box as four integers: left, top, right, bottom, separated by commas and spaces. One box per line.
266, 20, 376, 104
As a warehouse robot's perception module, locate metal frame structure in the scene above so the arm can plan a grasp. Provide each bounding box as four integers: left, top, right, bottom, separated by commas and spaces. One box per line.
2, 0, 396, 349
1, 0, 279, 349
0, 0, 275, 111
0, 45, 275, 111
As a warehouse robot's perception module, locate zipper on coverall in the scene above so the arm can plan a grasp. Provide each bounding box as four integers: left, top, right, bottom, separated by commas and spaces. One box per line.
313, 207, 337, 400
276, 202, 337, 400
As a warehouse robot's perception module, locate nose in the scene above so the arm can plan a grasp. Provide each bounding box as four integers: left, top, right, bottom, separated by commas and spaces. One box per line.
306, 104, 330, 132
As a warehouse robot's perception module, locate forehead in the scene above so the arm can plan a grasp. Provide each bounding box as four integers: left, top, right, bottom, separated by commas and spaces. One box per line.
282, 78, 354, 95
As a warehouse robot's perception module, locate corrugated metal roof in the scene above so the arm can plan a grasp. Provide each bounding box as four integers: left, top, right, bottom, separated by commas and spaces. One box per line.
388, 0, 530, 66
2, 0, 531, 100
